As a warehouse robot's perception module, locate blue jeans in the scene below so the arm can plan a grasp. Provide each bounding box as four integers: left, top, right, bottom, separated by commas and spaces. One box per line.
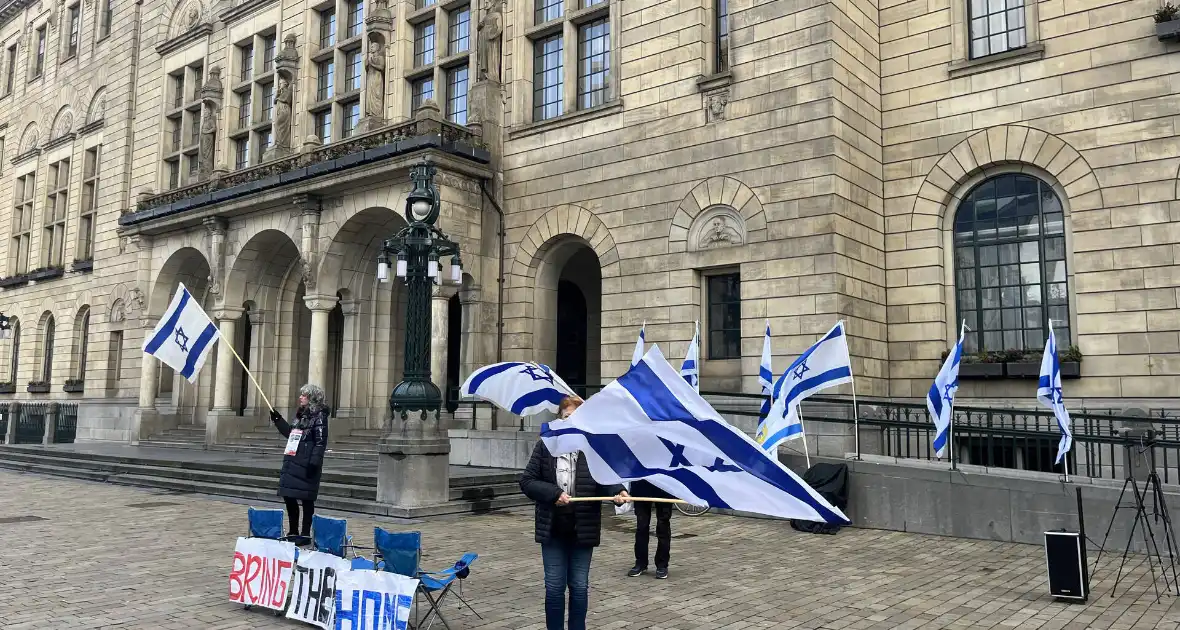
541, 541, 594, 630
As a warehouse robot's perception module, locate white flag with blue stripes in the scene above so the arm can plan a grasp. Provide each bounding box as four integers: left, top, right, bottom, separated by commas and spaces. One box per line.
758, 320, 773, 420
142, 282, 220, 383
756, 321, 853, 452
631, 323, 646, 367
680, 322, 699, 392
540, 345, 848, 523
927, 323, 965, 459
460, 362, 576, 417
1038, 321, 1073, 465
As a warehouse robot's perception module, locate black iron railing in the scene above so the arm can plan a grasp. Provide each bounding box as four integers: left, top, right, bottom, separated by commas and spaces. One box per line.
54, 404, 77, 443
0, 404, 7, 443
14, 403, 46, 444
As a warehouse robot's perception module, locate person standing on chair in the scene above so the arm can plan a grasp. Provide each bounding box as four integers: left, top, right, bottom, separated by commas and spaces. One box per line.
628, 479, 673, 579
270, 383, 329, 546
520, 396, 629, 630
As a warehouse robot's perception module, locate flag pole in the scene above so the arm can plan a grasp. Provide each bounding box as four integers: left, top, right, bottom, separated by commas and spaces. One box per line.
799, 404, 812, 470
949, 320, 967, 472
840, 320, 861, 460
220, 337, 273, 412
568, 497, 689, 504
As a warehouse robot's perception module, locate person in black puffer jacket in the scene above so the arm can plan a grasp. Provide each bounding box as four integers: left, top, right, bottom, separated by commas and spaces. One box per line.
520, 396, 628, 630
270, 383, 329, 545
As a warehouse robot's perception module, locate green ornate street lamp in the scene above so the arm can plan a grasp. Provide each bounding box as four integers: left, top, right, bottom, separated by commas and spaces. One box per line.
377, 160, 463, 423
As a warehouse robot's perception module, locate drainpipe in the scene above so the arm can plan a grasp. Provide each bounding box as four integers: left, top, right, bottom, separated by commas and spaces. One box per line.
479, 178, 505, 430
122, 0, 144, 212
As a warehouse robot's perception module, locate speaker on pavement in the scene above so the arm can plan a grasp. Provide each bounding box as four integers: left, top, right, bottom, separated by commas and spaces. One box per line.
1045, 530, 1089, 602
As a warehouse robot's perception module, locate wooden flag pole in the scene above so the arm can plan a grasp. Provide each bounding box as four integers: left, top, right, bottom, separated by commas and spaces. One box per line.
566, 497, 689, 504
219, 337, 274, 412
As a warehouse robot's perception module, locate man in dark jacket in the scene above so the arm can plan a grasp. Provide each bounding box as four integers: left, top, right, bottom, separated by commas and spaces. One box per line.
628, 479, 673, 579
270, 383, 329, 546
520, 396, 627, 630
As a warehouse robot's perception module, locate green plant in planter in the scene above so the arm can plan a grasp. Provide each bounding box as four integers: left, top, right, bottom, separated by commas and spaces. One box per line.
1156, 2, 1179, 22
1060, 345, 1083, 363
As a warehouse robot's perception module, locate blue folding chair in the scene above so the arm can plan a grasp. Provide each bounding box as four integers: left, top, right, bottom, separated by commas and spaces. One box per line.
311, 514, 371, 559
373, 528, 481, 630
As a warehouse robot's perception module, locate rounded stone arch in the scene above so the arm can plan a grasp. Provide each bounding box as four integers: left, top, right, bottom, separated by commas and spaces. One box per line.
148, 246, 212, 317
317, 205, 408, 298
106, 283, 139, 326
50, 105, 74, 140
86, 87, 108, 124
509, 204, 619, 288
223, 228, 303, 310
669, 176, 767, 253
33, 309, 57, 382
157, 0, 209, 42
18, 122, 39, 154
911, 125, 1102, 232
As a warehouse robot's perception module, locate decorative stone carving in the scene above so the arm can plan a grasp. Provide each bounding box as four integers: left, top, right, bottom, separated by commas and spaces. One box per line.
109, 298, 125, 323
705, 88, 728, 123
18, 124, 39, 154
687, 205, 747, 252
184, 3, 201, 29
476, 0, 503, 83
51, 108, 72, 138
203, 217, 228, 297
435, 171, 480, 195
197, 66, 224, 180
87, 88, 107, 124
365, 36, 387, 120
126, 287, 146, 316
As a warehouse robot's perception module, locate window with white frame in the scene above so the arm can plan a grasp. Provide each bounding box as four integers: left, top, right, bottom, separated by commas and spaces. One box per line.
32, 25, 45, 78
310, 0, 364, 144
10, 173, 34, 274
43, 158, 69, 268
229, 30, 279, 168
161, 62, 204, 188
64, 4, 80, 59
446, 64, 468, 125
533, 34, 562, 121
77, 145, 99, 262
405, 1, 472, 118
968, 0, 1026, 58
522, 0, 616, 123
449, 5, 470, 55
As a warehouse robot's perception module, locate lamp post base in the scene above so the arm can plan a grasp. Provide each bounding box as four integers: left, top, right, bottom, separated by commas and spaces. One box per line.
377, 435, 452, 508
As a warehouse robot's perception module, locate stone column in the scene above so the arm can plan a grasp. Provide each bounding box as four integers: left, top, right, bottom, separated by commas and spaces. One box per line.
338, 299, 362, 412
430, 287, 453, 409
42, 402, 58, 445
210, 308, 243, 412
131, 319, 160, 444
304, 294, 338, 388
246, 311, 267, 415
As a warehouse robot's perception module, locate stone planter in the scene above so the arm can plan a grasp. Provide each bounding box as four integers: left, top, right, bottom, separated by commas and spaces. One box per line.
0, 382, 14, 394
1157, 19, 1180, 40
26, 382, 49, 394
1059, 361, 1081, 379
959, 363, 1004, 379
1004, 362, 1041, 378
63, 379, 84, 393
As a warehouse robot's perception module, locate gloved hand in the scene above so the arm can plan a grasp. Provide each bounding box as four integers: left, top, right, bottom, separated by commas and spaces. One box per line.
270, 409, 284, 424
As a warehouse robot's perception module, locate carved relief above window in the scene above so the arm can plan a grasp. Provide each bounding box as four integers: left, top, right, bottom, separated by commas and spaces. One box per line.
688, 206, 746, 251
670, 175, 767, 254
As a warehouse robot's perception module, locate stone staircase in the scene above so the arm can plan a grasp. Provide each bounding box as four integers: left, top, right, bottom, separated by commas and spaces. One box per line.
0, 443, 529, 518
141, 420, 389, 459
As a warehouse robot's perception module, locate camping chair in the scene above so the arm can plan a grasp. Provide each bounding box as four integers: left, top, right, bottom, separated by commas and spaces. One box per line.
243, 507, 296, 616
311, 514, 370, 559
373, 528, 482, 630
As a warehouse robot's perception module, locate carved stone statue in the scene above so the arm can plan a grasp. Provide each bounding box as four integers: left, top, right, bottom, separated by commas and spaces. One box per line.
700, 216, 742, 249
365, 37, 386, 120
274, 74, 293, 148
476, 0, 503, 83
197, 66, 224, 179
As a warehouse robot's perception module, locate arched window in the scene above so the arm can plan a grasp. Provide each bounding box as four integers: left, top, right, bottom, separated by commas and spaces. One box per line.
76, 308, 90, 379
8, 318, 19, 383
42, 315, 55, 382
954, 173, 1068, 353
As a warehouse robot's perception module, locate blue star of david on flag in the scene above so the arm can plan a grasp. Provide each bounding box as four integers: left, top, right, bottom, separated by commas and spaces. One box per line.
462, 361, 576, 418
792, 359, 810, 381
521, 363, 556, 385
174, 327, 190, 353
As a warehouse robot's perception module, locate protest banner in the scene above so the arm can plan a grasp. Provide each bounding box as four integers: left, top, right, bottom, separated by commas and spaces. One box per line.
228, 537, 297, 611
333, 569, 419, 630
286, 550, 352, 629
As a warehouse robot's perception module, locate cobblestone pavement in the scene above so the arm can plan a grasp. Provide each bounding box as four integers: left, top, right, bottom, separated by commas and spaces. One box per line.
4, 470, 1180, 630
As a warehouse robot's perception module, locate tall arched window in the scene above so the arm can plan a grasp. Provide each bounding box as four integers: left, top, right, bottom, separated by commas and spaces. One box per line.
42, 315, 55, 382
954, 173, 1068, 353
76, 308, 90, 379
8, 318, 19, 383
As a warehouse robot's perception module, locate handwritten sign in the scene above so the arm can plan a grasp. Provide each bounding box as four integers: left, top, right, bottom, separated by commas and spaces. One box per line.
286, 550, 352, 629
229, 537, 297, 610
333, 569, 418, 630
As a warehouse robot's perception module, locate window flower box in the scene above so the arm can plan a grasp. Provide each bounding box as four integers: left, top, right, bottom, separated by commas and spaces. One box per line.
26, 381, 50, 394
1156, 4, 1180, 40
959, 363, 1004, 379
71, 259, 93, 273
63, 379, 84, 393
0, 382, 15, 394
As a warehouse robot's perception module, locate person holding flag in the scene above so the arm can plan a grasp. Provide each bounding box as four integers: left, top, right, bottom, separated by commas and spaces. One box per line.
927, 322, 965, 461
1038, 320, 1073, 473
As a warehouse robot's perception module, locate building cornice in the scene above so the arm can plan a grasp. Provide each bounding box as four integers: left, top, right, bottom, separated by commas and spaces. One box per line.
0, 0, 34, 30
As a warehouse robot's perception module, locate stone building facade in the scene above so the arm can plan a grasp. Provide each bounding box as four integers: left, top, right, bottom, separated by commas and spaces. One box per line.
0, 0, 1177, 446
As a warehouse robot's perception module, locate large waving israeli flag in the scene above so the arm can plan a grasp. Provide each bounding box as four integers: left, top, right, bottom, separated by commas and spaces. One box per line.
461, 362, 577, 417
540, 346, 847, 523
756, 321, 853, 452
758, 320, 773, 420
1038, 321, 1073, 465
680, 322, 700, 392
631, 322, 646, 367
142, 282, 220, 383
927, 323, 965, 459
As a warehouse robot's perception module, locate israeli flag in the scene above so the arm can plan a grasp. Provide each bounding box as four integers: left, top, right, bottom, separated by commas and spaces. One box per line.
142, 282, 220, 383
758, 321, 773, 420
631, 322, 646, 367
927, 323, 965, 459
540, 345, 848, 523
1038, 321, 1073, 465
461, 362, 577, 417
756, 321, 853, 452
680, 322, 700, 392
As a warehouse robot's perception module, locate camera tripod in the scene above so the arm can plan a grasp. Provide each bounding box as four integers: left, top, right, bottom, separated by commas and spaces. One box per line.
1094, 437, 1180, 603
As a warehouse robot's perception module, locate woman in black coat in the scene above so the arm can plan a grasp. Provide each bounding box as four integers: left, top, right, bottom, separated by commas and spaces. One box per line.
519, 396, 628, 630
270, 383, 329, 544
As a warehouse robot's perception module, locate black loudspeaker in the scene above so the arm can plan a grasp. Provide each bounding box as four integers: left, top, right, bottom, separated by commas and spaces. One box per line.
1045, 530, 1089, 602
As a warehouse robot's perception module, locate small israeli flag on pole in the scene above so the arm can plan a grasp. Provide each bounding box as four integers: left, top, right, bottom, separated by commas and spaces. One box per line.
680, 321, 700, 392
631, 322, 646, 367
1038, 320, 1073, 479
142, 282, 220, 383
927, 321, 965, 465
758, 321, 773, 420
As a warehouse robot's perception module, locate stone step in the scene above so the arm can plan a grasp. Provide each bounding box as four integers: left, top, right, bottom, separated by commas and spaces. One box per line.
138, 439, 207, 450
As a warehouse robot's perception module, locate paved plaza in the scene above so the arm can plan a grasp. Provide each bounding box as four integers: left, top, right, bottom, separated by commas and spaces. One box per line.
4, 470, 1180, 629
